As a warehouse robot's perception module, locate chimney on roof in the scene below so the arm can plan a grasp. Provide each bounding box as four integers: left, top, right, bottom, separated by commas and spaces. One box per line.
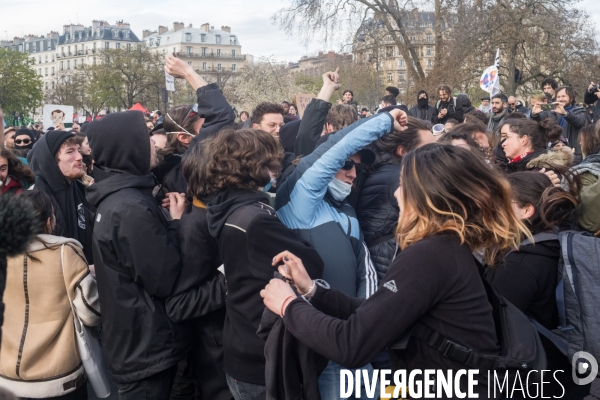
173, 22, 184, 32
158, 25, 168, 35
221, 26, 231, 33
26, 34, 38, 41
188, 23, 193, 28
201, 23, 210, 32
143, 29, 153, 38
12, 37, 24, 45
47, 31, 59, 38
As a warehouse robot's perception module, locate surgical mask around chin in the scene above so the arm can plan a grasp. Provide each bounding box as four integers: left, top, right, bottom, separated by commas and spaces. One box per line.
261, 170, 276, 192
327, 178, 352, 201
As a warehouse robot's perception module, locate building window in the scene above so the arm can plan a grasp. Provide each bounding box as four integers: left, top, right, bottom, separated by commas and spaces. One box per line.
201, 34, 206, 42
125, 30, 130, 39
186, 46, 192, 56
45, 55, 48, 63
116, 43, 120, 49
398, 72, 405, 80
74, 59, 77, 67
45, 67, 48, 76
38, 68, 41, 75
232, 64, 236, 71
38, 56, 41, 63
232, 50, 236, 58
427, 59, 433, 67
112, 30, 119, 38
215, 35, 221, 44
410, 36, 416, 42
426, 35, 433, 42
201, 47, 206, 56
230, 36, 236, 45
217, 63, 222, 71
185, 33, 192, 42
52, 54, 55, 62
52, 81, 55, 89
398, 59, 405, 67
93, 57, 96, 64
217, 49, 221, 57
45, 82, 48, 90
387, 73, 393, 82
156, 38, 160, 46
187, 61, 192, 66
60, 61, 63, 70
105, 42, 109, 49
66, 34, 70, 41
386, 46, 393, 57
51, 67, 54, 75
127, 43, 131, 50
202, 62, 207, 70
149, 38, 154, 46
93, 42, 97, 51
67, 60, 70, 69
426, 46, 432, 56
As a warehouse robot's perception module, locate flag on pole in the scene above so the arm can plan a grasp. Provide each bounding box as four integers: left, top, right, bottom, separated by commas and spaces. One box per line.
480, 48, 501, 97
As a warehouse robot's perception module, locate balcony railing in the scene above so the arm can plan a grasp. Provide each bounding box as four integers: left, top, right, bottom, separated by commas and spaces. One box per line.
176, 52, 246, 60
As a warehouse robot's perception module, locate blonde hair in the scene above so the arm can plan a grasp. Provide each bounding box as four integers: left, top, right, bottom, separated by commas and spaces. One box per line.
396, 144, 531, 265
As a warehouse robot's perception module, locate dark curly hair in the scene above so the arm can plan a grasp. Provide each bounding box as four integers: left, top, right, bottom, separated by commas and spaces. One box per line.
250, 102, 285, 126
1, 147, 35, 185
192, 128, 284, 198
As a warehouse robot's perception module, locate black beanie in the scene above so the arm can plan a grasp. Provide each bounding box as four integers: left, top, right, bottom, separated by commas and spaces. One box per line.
45, 130, 74, 157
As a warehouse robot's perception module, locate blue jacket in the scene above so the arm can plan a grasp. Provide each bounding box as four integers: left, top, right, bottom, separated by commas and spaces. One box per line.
275, 113, 394, 298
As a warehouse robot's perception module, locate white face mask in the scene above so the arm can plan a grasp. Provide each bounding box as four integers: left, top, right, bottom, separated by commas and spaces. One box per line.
327, 178, 352, 201
261, 170, 276, 192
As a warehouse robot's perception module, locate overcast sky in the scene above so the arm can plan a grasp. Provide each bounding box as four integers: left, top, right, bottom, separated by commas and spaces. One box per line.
2, 0, 600, 63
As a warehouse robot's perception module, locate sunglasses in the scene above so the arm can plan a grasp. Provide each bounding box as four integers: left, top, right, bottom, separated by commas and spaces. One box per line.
342, 159, 360, 170
15, 138, 32, 145
432, 124, 446, 136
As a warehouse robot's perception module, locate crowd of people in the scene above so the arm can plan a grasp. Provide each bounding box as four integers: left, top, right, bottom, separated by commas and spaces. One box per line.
0, 53, 599, 400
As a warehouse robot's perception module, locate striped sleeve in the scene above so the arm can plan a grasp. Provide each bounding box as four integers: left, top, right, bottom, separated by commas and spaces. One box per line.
357, 242, 378, 299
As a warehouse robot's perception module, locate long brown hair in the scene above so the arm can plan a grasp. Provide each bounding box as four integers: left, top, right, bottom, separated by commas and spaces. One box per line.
507, 171, 578, 234
369, 116, 431, 164
396, 143, 530, 265
580, 124, 600, 157
1, 147, 35, 185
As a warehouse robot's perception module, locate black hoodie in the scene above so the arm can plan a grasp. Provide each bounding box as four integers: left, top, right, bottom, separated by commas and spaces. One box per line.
408, 90, 436, 123
27, 130, 94, 263
206, 187, 323, 385
86, 111, 189, 383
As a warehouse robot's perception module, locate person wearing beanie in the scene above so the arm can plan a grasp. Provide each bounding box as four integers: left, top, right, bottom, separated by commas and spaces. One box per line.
26, 130, 95, 263
86, 111, 189, 399
408, 90, 436, 123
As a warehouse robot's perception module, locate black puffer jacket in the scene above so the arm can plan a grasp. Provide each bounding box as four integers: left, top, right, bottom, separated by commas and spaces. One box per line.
357, 161, 400, 281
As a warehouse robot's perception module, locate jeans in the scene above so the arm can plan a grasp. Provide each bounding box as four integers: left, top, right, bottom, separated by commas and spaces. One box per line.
318, 361, 375, 400
117, 365, 178, 400
225, 374, 267, 400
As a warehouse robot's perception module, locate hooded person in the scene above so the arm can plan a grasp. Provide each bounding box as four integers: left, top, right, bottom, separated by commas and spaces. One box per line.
456, 93, 475, 119
27, 130, 95, 263
12, 128, 36, 157
408, 90, 436, 123
86, 111, 189, 398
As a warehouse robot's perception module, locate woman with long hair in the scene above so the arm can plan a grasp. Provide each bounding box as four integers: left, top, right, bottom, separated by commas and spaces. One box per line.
261, 143, 529, 398
0, 191, 101, 399
0, 147, 35, 195
486, 171, 587, 398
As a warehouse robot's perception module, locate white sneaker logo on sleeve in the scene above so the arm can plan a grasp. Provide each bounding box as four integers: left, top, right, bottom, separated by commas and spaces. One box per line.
383, 280, 397, 293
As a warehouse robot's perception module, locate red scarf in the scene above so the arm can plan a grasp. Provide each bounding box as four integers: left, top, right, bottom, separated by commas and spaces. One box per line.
508, 151, 533, 164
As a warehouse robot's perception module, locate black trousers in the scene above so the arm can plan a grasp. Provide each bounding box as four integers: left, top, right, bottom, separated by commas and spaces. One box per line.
117, 365, 178, 400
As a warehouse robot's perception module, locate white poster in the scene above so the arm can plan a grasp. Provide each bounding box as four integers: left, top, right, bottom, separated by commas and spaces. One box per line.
165, 71, 175, 91
43, 104, 74, 131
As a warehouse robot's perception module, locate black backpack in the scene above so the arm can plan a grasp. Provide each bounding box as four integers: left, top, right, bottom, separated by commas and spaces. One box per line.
389, 268, 547, 395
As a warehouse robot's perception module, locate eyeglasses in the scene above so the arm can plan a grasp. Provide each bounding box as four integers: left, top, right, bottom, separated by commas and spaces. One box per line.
508, 103, 516, 106
432, 124, 446, 136
342, 159, 360, 170
15, 139, 32, 145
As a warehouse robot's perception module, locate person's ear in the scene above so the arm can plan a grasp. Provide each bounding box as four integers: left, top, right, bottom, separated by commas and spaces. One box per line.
396, 146, 406, 157
326, 123, 334, 133
177, 133, 192, 144
252, 123, 260, 129
45, 217, 53, 234
523, 204, 535, 220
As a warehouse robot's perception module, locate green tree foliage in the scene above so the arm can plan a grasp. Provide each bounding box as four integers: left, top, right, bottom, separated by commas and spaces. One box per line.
0, 48, 43, 114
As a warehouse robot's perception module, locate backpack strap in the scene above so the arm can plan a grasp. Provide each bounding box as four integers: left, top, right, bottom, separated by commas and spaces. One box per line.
408, 324, 498, 370
520, 232, 558, 247
527, 317, 569, 356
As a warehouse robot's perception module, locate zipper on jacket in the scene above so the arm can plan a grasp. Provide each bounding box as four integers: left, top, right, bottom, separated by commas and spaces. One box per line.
16, 254, 30, 378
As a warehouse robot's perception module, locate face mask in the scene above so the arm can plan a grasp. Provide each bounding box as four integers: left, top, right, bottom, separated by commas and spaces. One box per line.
418, 97, 429, 107
262, 177, 275, 192
327, 178, 352, 201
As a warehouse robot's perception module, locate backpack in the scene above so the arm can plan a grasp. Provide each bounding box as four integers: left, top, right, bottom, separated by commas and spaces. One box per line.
523, 231, 600, 364
389, 264, 547, 393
